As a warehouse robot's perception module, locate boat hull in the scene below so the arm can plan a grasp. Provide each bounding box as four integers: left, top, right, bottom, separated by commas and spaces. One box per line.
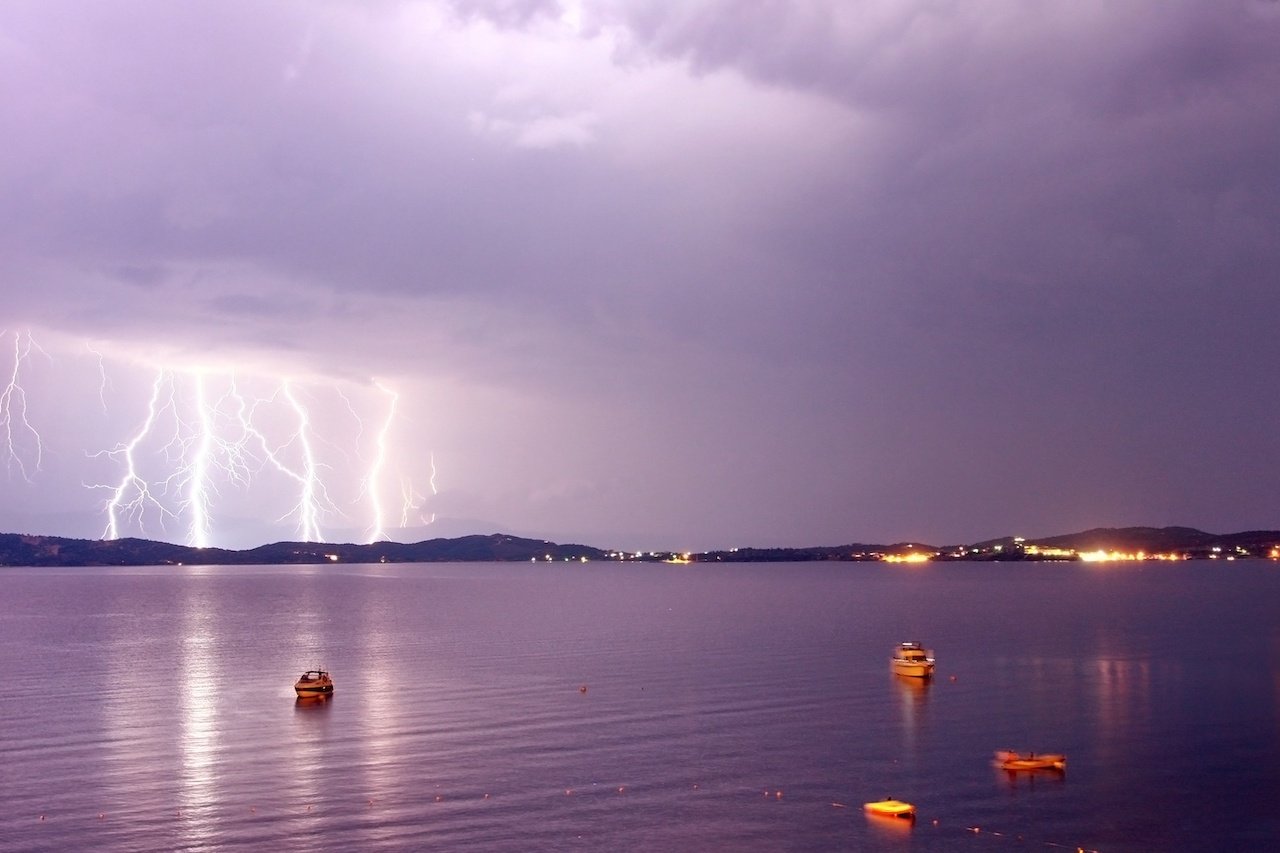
891, 661, 935, 678
995, 750, 1065, 771
294, 684, 334, 696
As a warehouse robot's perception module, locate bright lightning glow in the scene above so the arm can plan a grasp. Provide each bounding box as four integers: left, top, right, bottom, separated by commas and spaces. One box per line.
0, 331, 444, 548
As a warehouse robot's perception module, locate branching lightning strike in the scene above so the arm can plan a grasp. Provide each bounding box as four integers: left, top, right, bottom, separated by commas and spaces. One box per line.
5, 334, 438, 548
0, 330, 47, 482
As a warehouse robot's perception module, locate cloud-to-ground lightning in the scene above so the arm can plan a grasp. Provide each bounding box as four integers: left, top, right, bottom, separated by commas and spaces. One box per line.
279, 381, 327, 542
2, 332, 441, 548
92, 370, 178, 540
0, 330, 48, 482
184, 375, 216, 548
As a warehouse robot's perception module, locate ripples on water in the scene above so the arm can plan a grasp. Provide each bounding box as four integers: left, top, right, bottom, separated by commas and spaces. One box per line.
2, 561, 1279, 851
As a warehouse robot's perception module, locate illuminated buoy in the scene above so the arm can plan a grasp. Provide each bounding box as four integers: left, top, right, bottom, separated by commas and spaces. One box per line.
617, 786, 625, 794
484, 793, 490, 799
435, 795, 443, 802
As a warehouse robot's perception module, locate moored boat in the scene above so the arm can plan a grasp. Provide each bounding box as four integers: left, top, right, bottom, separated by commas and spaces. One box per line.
995, 749, 1065, 771
891, 642, 935, 678
294, 669, 334, 697
864, 798, 915, 819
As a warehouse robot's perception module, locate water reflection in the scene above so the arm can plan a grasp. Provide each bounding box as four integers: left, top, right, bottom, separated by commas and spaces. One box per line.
294, 695, 334, 712
894, 674, 930, 749
865, 809, 915, 842
179, 591, 219, 847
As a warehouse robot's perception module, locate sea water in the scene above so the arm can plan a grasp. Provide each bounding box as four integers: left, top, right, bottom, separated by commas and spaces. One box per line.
1, 560, 1278, 851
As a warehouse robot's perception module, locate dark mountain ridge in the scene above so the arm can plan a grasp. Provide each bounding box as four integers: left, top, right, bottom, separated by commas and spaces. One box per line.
1, 526, 1277, 567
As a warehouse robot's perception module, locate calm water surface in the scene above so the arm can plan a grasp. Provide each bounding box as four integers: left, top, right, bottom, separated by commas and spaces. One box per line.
2, 561, 1278, 852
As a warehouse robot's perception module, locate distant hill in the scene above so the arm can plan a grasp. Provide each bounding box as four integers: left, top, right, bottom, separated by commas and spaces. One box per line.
0, 533, 608, 567
1, 526, 1277, 567
1032, 526, 1280, 556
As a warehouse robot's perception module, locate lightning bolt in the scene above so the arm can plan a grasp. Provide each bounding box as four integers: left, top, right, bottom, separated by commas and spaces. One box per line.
364, 382, 398, 543
72, 342, 434, 547
92, 370, 178, 539
0, 330, 47, 482
185, 374, 215, 548
86, 343, 112, 413
281, 382, 326, 542
398, 450, 439, 527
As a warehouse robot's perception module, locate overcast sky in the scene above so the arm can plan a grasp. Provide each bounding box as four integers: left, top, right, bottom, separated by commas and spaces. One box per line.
2, 0, 1278, 551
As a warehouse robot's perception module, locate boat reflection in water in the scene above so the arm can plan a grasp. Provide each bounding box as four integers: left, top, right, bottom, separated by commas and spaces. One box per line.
294, 694, 333, 711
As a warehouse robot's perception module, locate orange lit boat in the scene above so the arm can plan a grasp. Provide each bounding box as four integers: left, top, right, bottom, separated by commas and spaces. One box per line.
891, 642, 935, 678
864, 798, 915, 819
294, 669, 334, 697
995, 749, 1065, 771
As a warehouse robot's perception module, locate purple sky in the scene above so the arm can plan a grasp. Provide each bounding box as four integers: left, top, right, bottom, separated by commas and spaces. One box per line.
2, 1, 1278, 550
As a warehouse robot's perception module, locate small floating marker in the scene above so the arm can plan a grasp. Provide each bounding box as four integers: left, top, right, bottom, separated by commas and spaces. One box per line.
306, 805, 312, 811
368, 799, 374, 806
617, 786, 625, 794
39, 815, 45, 821
579, 684, 588, 693
565, 788, 573, 796
775, 790, 783, 800
98, 813, 105, 820
692, 784, 699, 790
435, 795, 443, 802
484, 793, 490, 799
949, 675, 957, 682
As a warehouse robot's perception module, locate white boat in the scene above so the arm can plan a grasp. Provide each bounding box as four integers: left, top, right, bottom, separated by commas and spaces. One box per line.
891, 642, 935, 678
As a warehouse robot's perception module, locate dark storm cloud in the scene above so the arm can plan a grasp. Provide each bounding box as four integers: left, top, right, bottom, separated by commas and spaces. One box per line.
2, 1, 1278, 548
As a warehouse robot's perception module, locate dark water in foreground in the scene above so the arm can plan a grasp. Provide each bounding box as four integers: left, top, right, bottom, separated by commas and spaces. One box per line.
2, 561, 1279, 852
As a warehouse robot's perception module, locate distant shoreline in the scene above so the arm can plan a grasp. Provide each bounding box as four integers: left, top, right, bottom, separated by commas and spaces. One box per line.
2, 526, 1278, 567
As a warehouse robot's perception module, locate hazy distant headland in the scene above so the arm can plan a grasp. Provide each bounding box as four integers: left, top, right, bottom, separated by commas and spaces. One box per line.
1, 527, 1278, 567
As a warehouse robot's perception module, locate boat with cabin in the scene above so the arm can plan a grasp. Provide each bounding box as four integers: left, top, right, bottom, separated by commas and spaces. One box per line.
891, 642, 935, 678
294, 669, 334, 697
